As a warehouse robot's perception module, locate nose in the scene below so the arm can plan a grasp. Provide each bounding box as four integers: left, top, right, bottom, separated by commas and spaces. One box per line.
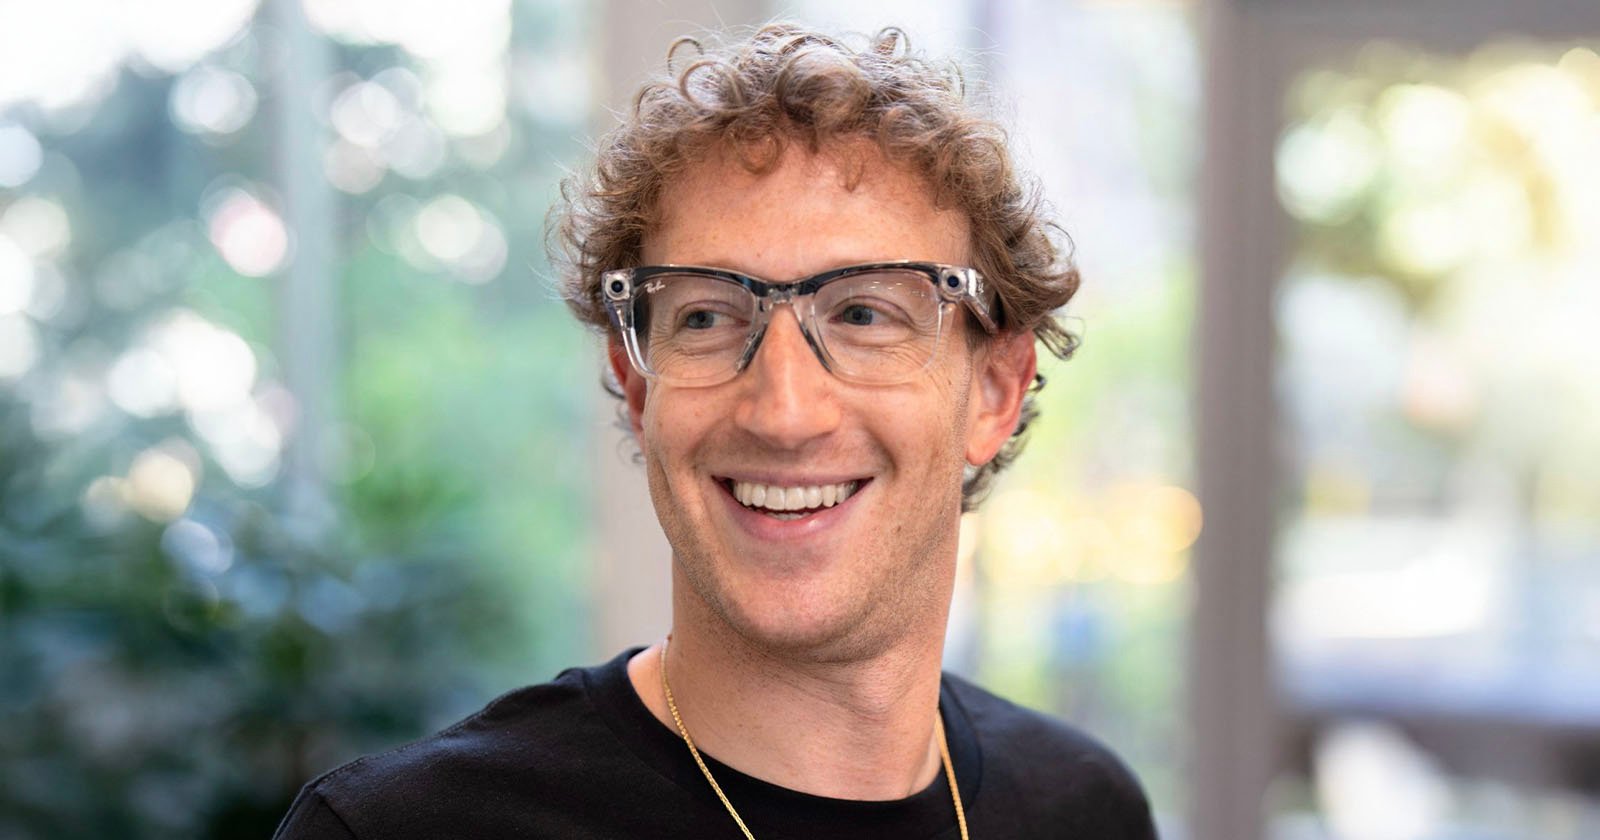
732, 307, 842, 449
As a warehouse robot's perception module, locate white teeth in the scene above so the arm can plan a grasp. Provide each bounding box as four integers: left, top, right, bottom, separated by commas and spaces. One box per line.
729, 479, 860, 514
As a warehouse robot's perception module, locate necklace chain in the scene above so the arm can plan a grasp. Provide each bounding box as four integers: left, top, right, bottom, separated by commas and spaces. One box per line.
658, 639, 970, 840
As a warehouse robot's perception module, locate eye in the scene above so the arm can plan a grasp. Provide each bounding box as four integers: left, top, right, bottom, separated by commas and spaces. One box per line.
838, 304, 878, 326
830, 297, 912, 330
682, 309, 721, 330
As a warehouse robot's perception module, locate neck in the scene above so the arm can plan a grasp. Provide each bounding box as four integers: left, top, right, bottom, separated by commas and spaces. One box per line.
628, 587, 950, 800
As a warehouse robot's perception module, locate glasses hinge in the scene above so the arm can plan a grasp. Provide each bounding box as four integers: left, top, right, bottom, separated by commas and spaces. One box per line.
938, 266, 982, 299
602, 270, 632, 301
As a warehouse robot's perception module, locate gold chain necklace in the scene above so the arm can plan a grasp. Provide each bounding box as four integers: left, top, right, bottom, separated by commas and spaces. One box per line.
658, 639, 970, 840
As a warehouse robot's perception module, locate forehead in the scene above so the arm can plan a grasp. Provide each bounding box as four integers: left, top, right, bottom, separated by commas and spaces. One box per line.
641, 140, 970, 277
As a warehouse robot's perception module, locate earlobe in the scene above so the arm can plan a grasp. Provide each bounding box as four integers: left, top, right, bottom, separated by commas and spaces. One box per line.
609, 337, 647, 437
965, 332, 1037, 466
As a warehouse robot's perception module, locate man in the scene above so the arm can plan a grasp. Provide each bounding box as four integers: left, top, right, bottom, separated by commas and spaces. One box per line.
276, 22, 1156, 839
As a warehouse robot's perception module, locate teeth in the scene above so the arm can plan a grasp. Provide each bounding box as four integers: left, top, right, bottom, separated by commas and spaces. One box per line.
730, 480, 859, 514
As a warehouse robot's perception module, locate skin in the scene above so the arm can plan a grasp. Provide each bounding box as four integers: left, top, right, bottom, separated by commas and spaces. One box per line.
616, 140, 1037, 801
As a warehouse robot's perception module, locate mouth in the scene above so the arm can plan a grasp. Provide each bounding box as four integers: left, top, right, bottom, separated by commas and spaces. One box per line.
718, 477, 867, 521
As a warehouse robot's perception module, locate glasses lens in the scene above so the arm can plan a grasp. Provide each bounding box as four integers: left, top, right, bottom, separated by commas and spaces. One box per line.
813, 269, 945, 383
634, 273, 755, 384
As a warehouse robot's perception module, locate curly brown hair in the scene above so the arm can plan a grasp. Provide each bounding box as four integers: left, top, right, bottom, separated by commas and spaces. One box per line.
549, 21, 1081, 511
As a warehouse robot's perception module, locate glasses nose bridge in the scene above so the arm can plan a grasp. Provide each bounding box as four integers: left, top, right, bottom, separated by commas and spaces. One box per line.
755, 282, 803, 313
745, 283, 827, 373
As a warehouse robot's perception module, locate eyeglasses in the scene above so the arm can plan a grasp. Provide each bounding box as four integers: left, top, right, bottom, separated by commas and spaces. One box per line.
602, 261, 998, 387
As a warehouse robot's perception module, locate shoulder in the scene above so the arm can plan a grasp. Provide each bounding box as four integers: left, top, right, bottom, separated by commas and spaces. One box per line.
945, 674, 1157, 838
327, 668, 590, 788
275, 663, 603, 839
945, 672, 1136, 775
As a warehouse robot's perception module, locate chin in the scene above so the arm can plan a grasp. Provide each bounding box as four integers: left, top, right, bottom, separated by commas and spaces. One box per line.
700, 574, 899, 664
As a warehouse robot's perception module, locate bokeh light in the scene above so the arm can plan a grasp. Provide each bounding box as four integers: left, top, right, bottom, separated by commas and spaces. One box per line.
188, 396, 283, 487
331, 79, 404, 148
0, 121, 44, 187
123, 0, 257, 73
1374, 83, 1472, 183
0, 235, 35, 315
0, 0, 258, 113
205, 188, 289, 276
381, 116, 447, 179
411, 193, 507, 283
81, 474, 132, 530
0, 312, 39, 379
2, 196, 73, 259
148, 309, 257, 414
320, 67, 451, 190
169, 64, 258, 138
127, 442, 200, 522
301, 0, 514, 140
1275, 107, 1381, 225
1378, 199, 1471, 276
426, 64, 508, 137
162, 517, 234, 575
107, 346, 180, 418
323, 140, 386, 194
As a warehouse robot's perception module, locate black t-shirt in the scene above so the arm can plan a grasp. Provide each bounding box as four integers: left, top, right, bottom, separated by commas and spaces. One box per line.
273, 649, 1157, 839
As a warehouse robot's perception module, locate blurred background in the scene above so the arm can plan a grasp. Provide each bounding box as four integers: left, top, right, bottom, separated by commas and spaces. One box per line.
0, 0, 1595, 838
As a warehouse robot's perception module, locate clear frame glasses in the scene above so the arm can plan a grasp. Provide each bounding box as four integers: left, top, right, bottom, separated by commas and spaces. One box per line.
602, 261, 999, 387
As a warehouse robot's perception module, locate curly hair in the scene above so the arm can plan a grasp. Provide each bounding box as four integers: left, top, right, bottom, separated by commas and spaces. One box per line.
549, 22, 1081, 511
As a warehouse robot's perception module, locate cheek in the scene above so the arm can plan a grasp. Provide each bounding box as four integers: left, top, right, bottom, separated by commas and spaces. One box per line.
638, 394, 708, 532
933, 364, 977, 447
869, 379, 972, 472
641, 388, 716, 467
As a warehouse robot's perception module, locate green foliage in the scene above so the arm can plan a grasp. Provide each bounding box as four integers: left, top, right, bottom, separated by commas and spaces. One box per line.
0, 383, 525, 838
0, 11, 597, 838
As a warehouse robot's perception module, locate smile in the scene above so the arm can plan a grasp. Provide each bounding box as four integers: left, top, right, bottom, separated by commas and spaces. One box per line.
721, 478, 864, 521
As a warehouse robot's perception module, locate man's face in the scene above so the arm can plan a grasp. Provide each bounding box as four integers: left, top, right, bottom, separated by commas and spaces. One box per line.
614, 142, 1032, 660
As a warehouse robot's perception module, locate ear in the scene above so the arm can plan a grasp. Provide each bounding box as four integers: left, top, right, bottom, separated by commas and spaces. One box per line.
964, 331, 1037, 467
608, 336, 647, 438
